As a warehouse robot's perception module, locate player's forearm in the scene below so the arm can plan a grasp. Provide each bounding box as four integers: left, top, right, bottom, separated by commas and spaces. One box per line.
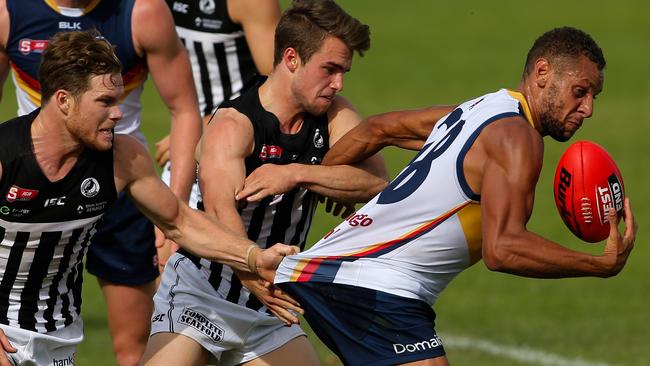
164, 203, 254, 271
168, 110, 202, 201
293, 163, 388, 203
483, 231, 610, 278
323, 118, 387, 166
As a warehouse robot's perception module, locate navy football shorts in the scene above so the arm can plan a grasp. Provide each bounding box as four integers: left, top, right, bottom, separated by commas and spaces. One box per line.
86, 192, 158, 285
278, 282, 446, 366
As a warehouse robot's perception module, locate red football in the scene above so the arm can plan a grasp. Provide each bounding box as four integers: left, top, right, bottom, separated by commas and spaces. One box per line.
553, 141, 624, 243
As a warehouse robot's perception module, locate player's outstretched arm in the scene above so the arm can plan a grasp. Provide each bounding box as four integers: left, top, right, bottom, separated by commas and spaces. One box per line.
322, 105, 456, 166
113, 135, 295, 281
479, 118, 636, 278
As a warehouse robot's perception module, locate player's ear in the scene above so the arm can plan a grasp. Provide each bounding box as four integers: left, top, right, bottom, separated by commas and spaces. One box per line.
284, 47, 300, 72
54, 90, 72, 115
534, 58, 550, 88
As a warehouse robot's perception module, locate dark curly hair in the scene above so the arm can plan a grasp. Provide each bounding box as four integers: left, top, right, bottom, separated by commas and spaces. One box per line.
39, 29, 122, 104
523, 26, 605, 78
273, 0, 370, 66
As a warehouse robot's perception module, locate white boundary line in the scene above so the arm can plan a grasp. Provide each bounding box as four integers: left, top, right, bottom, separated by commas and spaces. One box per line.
443, 334, 617, 366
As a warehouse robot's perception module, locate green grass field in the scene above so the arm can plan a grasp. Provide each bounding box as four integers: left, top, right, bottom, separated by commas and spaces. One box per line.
1, 1, 648, 365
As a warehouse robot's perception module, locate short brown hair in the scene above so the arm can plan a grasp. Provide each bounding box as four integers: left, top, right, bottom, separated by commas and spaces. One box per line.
523, 26, 606, 78
39, 29, 122, 103
273, 0, 370, 66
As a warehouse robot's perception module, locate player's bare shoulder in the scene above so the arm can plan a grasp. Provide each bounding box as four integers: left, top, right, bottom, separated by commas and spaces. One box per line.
198, 107, 255, 160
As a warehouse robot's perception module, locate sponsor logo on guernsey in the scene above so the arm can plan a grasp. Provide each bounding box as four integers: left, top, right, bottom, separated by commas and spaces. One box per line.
313, 128, 324, 148
52, 354, 75, 366
6, 185, 39, 202
58, 21, 81, 30
81, 177, 100, 198
0, 206, 30, 217
346, 213, 374, 227
259, 144, 283, 161
393, 335, 443, 354
172, 1, 189, 13
596, 174, 623, 223
194, 17, 222, 30
310, 156, 321, 164
178, 308, 224, 342
44, 196, 66, 207
18, 39, 48, 55
199, 0, 216, 14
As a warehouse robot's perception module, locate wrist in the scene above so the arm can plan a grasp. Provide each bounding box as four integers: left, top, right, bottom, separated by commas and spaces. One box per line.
246, 244, 260, 274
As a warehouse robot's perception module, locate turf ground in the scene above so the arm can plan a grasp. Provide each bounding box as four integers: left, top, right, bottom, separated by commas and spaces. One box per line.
0, 1, 648, 365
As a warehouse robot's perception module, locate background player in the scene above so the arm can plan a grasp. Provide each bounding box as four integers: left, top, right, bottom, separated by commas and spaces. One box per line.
274, 26, 637, 366
0, 0, 202, 364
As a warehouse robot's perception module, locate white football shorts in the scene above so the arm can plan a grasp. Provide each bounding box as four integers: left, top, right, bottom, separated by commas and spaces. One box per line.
151, 253, 305, 365
0, 317, 83, 366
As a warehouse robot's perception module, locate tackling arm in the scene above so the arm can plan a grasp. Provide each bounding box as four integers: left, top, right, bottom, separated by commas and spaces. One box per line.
478, 118, 636, 278
113, 135, 296, 282
322, 105, 456, 166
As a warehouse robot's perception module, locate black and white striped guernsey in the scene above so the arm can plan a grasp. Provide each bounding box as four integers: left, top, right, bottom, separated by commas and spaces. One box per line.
181, 76, 330, 311
0, 110, 117, 333
166, 0, 257, 116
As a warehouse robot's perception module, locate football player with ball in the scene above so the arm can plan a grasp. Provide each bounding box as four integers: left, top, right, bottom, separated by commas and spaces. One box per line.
273, 26, 637, 366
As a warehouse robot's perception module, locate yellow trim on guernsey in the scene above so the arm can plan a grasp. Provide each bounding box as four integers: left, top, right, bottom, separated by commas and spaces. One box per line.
44, 0, 102, 14
456, 202, 483, 265
13, 72, 42, 106
507, 90, 535, 128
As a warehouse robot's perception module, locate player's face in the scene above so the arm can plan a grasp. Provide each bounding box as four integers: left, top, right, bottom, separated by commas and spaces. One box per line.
292, 36, 352, 115
539, 56, 603, 142
66, 73, 124, 151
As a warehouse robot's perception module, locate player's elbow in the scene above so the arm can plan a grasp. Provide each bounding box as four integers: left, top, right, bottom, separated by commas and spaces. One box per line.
481, 236, 517, 273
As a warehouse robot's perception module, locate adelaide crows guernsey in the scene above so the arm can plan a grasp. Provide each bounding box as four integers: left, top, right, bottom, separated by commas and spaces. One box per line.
166, 0, 257, 116
182, 76, 329, 310
0, 110, 117, 332
276, 89, 535, 306
5, 0, 147, 142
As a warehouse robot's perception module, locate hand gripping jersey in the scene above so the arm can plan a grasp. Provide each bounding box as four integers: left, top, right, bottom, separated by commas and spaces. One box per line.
276, 89, 535, 306
5, 0, 147, 142
0, 111, 117, 332
180, 76, 329, 311
166, 0, 257, 116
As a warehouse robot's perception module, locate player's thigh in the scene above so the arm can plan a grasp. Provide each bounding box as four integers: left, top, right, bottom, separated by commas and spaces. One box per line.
141, 332, 209, 366
100, 279, 155, 332
242, 335, 319, 366
400, 355, 450, 366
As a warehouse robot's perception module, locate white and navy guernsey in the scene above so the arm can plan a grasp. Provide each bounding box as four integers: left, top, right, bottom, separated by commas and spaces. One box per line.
5, 0, 148, 142
276, 89, 536, 307
0, 110, 117, 333
180, 76, 329, 311
166, 0, 257, 116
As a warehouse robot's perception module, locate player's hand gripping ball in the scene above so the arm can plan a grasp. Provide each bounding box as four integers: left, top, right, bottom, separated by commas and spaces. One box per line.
554, 141, 624, 243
